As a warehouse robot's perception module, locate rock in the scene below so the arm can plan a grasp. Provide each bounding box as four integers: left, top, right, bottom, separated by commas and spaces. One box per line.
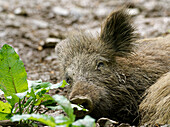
40, 73, 50, 81
0, 31, 7, 37
49, 31, 65, 39
6, 20, 21, 28
32, 19, 49, 29
52, 6, 69, 16
14, 7, 28, 16
127, 8, 140, 16
8, 14, 16, 20
0, 6, 4, 12
44, 52, 58, 61
70, 7, 89, 17
44, 38, 61, 47
94, 7, 110, 18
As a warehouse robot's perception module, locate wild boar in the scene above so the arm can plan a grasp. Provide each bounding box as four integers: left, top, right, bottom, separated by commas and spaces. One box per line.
139, 72, 170, 126
55, 8, 170, 125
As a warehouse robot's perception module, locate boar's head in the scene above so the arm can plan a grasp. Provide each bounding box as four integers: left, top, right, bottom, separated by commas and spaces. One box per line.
55, 8, 139, 124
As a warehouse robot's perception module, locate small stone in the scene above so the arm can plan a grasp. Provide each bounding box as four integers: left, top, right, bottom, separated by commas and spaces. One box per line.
95, 8, 110, 18
6, 20, 20, 28
0, 31, 7, 37
50, 71, 54, 74
40, 74, 50, 81
8, 13, 16, 19
32, 19, 49, 29
0, 6, 3, 12
45, 38, 60, 47
52, 6, 69, 16
14, 7, 28, 16
127, 8, 140, 16
49, 31, 65, 39
38, 46, 43, 51
39, 40, 45, 46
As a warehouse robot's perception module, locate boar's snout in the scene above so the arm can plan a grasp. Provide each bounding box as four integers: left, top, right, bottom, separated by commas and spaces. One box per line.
67, 81, 97, 118
70, 96, 93, 118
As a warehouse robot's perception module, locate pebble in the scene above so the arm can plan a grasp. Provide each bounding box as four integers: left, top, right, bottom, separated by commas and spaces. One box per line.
52, 6, 69, 16
32, 19, 49, 29
94, 7, 110, 18
44, 38, 61, 47
0, 31, 7, 37
127, 8, 140, 16
14, 7, 28, 16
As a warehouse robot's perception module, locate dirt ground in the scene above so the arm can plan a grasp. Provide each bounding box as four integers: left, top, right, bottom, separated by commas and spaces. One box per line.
0, 0, 169, 83
0, 0, 170, 126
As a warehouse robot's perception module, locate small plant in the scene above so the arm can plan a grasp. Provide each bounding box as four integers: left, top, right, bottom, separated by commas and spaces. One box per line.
0, 44, 95, 127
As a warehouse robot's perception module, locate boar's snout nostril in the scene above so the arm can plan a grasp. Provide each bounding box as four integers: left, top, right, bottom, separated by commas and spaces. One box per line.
70, 96, 93, 118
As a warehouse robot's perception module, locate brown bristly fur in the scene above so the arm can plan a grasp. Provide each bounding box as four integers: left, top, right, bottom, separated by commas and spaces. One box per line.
100, 8, 136, 57
139, 72, 170, 126
55, 8, 170, 125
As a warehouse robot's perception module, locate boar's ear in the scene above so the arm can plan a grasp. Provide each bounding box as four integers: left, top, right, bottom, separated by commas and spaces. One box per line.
100, 8, 136, 57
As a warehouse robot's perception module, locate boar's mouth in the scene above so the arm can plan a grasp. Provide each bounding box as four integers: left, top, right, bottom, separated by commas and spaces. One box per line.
70, 96, 93, 118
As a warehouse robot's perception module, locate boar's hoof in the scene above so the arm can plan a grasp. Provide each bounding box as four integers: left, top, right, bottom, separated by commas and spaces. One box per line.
70, 96, 93, 118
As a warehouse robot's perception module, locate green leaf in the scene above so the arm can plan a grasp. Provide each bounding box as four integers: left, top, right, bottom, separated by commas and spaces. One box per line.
11, 114, 56, 127
28, 80, 52, 90
54, 115, 70, 125
0, 101, 12, 120
0, 112, 12, 120
58, 80, 68, 88
72, 115, 95, 127
28, 80, 68, 90
41, 100, 56, 107
0, 101, 12, 113
0, 44, 28, 96
52, 95, 75, 122
34, 94, 53, 106
6, 94, 20, 108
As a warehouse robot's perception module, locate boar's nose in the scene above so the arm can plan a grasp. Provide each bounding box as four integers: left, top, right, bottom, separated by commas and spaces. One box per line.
70, 96, 93, 118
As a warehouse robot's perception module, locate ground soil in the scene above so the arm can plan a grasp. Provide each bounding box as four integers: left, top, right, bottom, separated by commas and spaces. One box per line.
0, 0, 169, 126
0, 0, 169, 83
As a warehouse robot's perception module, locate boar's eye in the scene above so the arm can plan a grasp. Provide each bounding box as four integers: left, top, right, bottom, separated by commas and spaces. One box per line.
65, 74, 73, 84
97, 62, 105, 70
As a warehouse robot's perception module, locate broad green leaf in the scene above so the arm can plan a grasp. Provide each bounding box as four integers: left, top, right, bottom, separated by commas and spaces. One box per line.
11, 114, 56, 127
54, 115, 70, 125
6, 94, 20, 108
0, 101, 12, 120
72, 115, 95, 127
0, 112, 12, 120
52, 95, 75, 122
0, 101, 12, 113
0, 44, 28, 96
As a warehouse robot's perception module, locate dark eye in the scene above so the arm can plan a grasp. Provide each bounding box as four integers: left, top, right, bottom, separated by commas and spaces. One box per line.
97, 62, 104, 70
66, 75, 72, 84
